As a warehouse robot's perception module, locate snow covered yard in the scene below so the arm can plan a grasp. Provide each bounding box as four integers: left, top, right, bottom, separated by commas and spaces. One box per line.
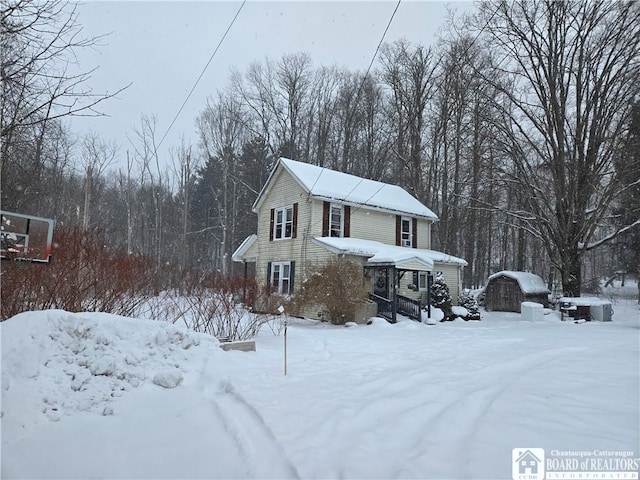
2, 292, 639, 479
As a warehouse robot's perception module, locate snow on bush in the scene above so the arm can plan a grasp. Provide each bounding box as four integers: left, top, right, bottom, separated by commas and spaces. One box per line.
431, 274, 454, 320
451, 305, 469, 319
456, 289, 481, 321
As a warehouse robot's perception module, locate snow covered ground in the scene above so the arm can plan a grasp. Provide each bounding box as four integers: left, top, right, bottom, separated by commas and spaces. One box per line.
2, 283, 639, 479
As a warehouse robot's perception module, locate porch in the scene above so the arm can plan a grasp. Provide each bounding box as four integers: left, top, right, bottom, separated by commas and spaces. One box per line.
369, 292, 425, 323
366, 264, 433, 323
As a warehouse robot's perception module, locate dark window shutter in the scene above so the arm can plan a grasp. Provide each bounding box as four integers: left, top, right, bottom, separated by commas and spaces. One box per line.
344, 206, 351, 237
412, 218, 418, 248
289, 261, 295, 293
396, 215, 401, 246
413, 271, 418, 287
292, 203, 298, 239
266, 262, 272, 286
269, 208, 275, 241
322, 201, 330, 237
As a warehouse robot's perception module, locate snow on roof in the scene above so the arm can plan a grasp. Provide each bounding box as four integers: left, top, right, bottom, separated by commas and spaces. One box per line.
313, 237, 467, 269
231, 234, 257, 262
270, 158, 438, 220
488, 270, 550, 294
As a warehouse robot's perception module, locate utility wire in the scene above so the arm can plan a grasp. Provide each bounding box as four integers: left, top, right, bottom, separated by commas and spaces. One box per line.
157, 0, 247, 150
307, 0, 402, 196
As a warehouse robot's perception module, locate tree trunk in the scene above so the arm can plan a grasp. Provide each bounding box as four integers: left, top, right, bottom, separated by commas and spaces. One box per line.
560, 246, 582, 297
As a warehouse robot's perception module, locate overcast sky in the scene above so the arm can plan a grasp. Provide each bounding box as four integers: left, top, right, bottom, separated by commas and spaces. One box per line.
71, 1, 474, 170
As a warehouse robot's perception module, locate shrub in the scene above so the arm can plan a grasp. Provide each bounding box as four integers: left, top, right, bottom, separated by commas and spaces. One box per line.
291, 257, 369, 325
141, 288, 274, 341
458, 289, 481, 321
1, 227, 154, 320
431, 273, 454, 321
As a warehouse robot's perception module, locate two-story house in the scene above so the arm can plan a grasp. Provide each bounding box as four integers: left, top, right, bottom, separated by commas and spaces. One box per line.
232, 157, 467, 322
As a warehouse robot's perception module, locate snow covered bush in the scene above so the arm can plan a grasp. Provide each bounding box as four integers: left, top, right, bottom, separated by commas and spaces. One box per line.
431, 274, 454, 321
140, 289, 271, 341
291, 258, 369, 325
458, 289, 481, 321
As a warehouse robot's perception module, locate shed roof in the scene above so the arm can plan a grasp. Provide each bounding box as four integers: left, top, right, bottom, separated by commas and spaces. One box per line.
487, 271, 550, 294
254, 158, 438, 220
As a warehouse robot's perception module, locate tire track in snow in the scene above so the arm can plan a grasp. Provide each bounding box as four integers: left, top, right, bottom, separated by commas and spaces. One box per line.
213, 380, 300, 480
196, 357, 299, 479
409, 346, 588, 478
294, 346, 585, 479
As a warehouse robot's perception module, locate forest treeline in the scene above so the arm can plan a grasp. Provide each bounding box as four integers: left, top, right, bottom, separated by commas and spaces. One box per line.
2, 0, 639, 296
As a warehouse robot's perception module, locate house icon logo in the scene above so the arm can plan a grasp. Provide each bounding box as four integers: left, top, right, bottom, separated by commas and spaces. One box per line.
512, 448, 545, 480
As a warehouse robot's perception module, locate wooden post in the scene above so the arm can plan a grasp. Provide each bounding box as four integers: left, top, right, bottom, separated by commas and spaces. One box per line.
278, 305, 287, 375
392, 267, 398, 323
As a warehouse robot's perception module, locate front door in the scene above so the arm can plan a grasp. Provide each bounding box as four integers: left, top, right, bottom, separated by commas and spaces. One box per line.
373, 267, 389, 299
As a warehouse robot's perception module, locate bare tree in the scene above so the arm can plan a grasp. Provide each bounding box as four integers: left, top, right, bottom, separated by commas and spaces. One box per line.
379, 40, 438, 198
472, 0, 640, 296
1, 0, 127, 183
196, 91, 246, 274
232, 53, 313, 160
169, 139, 196, 267
78, 132, 117, 229
130, 115, 165, 264
117, 151, 136, 254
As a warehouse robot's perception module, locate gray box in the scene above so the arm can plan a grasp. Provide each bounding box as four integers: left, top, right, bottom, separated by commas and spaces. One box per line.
590, 302, 613, 322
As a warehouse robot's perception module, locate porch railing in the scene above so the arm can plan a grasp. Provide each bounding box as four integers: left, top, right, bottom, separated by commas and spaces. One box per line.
370, 293, 394, 322
369, 293, 422, 322
397, 294, 421, 321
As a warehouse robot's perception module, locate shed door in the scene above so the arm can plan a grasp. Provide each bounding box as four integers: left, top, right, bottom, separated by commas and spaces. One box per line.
499, 279, 521, 312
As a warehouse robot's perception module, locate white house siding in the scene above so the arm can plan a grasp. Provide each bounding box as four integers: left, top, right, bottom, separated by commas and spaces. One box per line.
434, 263, 462, 304
350, 210, 397, 245
255, 168, 310, 289
254, 171, 344, 295
416, 219, 431, 249
349, 209, 432, 249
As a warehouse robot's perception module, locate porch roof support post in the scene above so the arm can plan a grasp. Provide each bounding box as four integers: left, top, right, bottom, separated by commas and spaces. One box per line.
392, 266, 398, 323
427, 273, 433, 319
243, 261, 248, 305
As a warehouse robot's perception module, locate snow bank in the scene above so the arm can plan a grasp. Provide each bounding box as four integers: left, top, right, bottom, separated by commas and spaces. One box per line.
1, 310, 216, 424
1, 309, 298, 480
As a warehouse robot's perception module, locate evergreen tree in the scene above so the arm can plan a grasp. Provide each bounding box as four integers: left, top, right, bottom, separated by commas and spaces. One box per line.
458, 289, 481, 321
431, 274, 453, 321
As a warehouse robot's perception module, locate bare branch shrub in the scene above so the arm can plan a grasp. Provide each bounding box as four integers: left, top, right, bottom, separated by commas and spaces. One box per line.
1, 226, 153, 319
291, 257, 369, 325
141, 287, 275, 341
1, 226, 273, 341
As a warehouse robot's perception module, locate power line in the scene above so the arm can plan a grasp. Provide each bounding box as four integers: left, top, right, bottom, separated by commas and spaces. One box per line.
157, 0, 247, 150
361, 0, 401, 91
307, 0, 402, 196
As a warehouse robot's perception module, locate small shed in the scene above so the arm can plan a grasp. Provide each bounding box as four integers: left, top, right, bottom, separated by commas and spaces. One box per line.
484, 271, 550, 312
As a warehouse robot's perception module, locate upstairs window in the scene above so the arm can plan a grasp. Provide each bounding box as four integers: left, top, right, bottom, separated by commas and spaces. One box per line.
401, 217, 412, 247
323, 201, 350, 237
330, 204, 343, 237
274, 205, 293, 240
